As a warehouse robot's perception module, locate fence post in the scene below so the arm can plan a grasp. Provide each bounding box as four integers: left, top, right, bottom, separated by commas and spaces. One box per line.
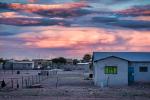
29, 76, 31, 86
17, 79, 19, 88
41, 75, 43, 81
39, 75, 40, 83
35, 75, 37, 84
38, 75, 40, 83
28, 76, 30, 87
25, 79, 27, 88
36, 75, 38, 84
32, 75, 34, 85
46, 74, 48, 79
11, 78, 13, 88
22, 76, 24, 88
56, 75, 58, 89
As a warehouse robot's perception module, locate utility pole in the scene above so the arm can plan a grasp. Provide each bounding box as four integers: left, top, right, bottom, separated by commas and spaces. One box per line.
11, 63, 14, 75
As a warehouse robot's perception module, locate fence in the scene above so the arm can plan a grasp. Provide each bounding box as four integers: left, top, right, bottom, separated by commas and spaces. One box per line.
0, 70, 57, 89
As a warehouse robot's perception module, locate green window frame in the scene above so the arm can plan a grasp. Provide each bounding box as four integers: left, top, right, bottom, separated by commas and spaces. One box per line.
105, 66, 117, 74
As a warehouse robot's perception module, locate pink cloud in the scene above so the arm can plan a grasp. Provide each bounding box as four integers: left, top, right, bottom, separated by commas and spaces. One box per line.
131, 16, 150, 21
1, 26, 150, 58
17, 26, 116, 48
116, 5, 150, 16
0, 11, 43, 18
13, 26, 150, 52
28, 0, 37, 3
120, 16, 150, 21
127, 31, 150, 46
0, 18, 41, 25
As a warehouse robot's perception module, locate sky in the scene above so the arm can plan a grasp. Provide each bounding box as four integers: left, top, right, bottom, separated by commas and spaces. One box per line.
0, 0, 150, 59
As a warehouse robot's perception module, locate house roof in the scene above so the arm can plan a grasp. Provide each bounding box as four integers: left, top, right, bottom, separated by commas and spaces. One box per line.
93, 52, 150, 62
13, 61, 34, 64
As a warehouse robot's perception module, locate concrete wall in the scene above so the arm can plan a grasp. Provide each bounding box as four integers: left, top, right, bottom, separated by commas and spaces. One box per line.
130, 62, 150, 82
93, 57, 128, 86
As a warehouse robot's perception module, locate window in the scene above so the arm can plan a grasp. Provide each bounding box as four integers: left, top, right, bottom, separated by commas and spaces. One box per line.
139, 67, 148, 72
105, 66, 117, 74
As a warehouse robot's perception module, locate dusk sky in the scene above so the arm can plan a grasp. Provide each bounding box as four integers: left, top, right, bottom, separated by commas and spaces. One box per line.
0, 0, 150, 59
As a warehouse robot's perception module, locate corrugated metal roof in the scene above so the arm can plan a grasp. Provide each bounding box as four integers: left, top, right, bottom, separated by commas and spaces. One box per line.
93, 52, 150, 62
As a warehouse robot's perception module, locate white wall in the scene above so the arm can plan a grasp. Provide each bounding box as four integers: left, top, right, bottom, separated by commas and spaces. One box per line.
131, 62, 150, 82
94, 57, 128, 86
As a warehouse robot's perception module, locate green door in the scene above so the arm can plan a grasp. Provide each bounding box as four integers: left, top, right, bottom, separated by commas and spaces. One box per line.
128, 67, 134, 85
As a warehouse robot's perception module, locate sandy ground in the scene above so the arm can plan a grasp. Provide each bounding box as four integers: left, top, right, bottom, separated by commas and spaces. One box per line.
0, 70, 150, 100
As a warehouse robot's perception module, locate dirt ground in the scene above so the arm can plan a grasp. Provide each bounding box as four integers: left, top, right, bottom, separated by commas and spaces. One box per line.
0, 70, 150, 100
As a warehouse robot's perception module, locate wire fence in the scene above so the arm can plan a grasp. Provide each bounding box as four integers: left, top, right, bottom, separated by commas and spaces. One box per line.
0, 70, 57, 89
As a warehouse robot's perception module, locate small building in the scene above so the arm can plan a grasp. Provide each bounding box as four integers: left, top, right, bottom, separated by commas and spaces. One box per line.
76, 62, 90, 72
66, 59, 73, 65
92, 52, 150, 87
32, 59, 52, 69
0, 63, 3, 70
4, 60, 34, 70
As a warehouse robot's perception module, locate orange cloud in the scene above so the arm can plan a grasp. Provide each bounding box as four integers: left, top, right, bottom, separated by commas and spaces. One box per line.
8, 2, 88, 12
0, 11, 43, 18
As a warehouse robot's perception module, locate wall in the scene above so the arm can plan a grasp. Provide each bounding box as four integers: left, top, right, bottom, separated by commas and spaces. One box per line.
13, 62, 34, 70
130, 62, 150, 82
94, 57, 128, 86
4, 61, 12, 69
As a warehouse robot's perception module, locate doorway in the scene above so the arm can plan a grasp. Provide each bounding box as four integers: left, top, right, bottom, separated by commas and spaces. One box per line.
128, 67, 134, 85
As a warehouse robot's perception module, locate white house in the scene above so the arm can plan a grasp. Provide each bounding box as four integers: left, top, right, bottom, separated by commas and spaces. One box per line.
92, 52, 150, 87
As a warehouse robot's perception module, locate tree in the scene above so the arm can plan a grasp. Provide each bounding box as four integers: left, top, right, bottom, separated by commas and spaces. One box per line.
52, 57, 67, 64
58, 57, 67, 64
0, 58, 4, 63
73, 59, 79, 65
83, 54, 91, 62
0, 58, 6, 70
